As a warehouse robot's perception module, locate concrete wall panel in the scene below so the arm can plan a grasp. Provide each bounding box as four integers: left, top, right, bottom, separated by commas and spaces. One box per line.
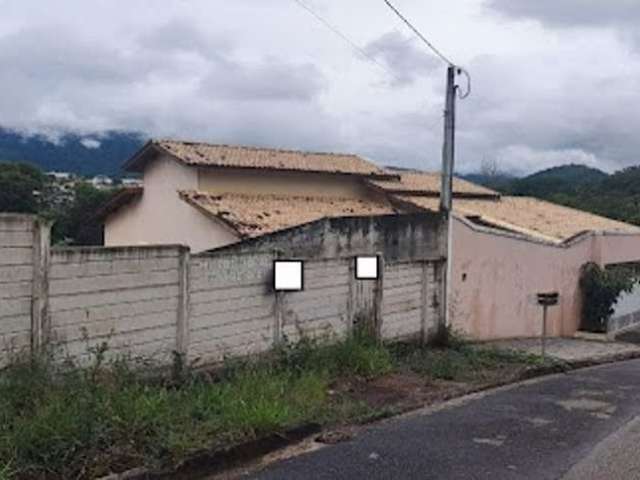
0, 215, 34, 366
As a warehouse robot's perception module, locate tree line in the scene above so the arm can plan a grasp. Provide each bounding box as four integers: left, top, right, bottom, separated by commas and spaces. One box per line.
0, 162, 117, 245
470, 163, 640, 226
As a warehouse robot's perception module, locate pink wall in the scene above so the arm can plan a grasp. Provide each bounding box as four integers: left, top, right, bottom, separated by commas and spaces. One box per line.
449, 217, 640, 340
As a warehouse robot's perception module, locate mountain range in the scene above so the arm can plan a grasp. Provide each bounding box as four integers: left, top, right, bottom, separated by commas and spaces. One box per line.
0, 128, 146, 177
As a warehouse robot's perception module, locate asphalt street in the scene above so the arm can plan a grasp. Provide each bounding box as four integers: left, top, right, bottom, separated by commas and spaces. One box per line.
248, 359, 640, 480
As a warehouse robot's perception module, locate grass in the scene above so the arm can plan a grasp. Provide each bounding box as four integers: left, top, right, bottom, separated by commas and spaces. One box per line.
392, 342, 545, 382
0, 463, 13, 480
0, 332, 543, 479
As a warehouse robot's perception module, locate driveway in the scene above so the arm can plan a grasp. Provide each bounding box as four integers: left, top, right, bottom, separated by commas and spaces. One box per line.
246, 359, 640, 479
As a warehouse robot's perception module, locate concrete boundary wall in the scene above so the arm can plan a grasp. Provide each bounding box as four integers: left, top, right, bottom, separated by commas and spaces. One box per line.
0, 215, 41, 366
0, 214, 445, 367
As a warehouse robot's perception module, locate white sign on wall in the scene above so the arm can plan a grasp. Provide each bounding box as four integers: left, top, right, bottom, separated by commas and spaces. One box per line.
356, 256, 379, 280
274, 260, 304, 291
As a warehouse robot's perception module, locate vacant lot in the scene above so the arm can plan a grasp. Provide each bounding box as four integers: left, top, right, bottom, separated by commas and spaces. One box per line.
0, 333, 548, 480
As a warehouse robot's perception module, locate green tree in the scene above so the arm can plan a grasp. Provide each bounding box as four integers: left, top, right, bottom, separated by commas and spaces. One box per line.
0, 162, 45, 213
53, 183, 114, 245
579, 263, 637, 332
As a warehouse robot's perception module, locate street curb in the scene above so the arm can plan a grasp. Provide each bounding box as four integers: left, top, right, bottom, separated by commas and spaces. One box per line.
560, 349, 640, 370
99, 352, 640, 480
97, 423, 322, 480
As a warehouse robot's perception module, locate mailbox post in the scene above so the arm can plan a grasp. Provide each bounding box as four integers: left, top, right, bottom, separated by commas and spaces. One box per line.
536, 292, 559, 359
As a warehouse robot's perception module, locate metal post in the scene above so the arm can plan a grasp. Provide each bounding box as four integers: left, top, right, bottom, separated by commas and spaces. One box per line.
541, 305, 548, 359
537, 292, 558, 361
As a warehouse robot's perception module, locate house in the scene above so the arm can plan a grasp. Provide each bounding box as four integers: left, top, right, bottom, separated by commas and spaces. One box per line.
47, 171, 73, 181
120, 178, 143, 187
100, 140, 400, 253
91, 175, 114, 189
100, 139, 640, 340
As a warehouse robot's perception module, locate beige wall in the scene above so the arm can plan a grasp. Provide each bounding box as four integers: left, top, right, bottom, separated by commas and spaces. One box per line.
449, 216, 640, 340
105, 156, 239, 253
0, 218, 444, 367
0, 215, 35, 366
198, 168, 376, 199
49, 245, 184, 363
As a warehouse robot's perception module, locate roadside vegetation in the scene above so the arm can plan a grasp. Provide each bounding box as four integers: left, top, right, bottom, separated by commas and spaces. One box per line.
579, 262, 640, 332
0, 332, 547, 479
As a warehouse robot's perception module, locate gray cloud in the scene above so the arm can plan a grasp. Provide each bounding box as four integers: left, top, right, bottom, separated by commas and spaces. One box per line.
486, 0, 640, 27
201, 60, 326, 101
363, 31, 439, 86
138, 18, 231, 58
451, 51, 640, 174
1, 0, 640, 177
0, 20, 332, 145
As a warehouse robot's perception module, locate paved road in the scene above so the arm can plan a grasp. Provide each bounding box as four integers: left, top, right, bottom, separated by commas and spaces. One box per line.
561, 416, 640, 480
248, 359, 640, 480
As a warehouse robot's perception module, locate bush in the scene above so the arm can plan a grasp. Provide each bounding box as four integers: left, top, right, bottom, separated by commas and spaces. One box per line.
0, 462, 13, 480
579, 262, 637, 332
274, 332, 393, 379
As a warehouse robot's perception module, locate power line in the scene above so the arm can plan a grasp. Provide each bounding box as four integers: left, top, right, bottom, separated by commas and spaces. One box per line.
290, 0, 398, 80
382, 0, 455, 67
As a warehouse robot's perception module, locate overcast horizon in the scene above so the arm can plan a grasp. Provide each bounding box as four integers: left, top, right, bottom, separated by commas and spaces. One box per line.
1, 0, 640, 175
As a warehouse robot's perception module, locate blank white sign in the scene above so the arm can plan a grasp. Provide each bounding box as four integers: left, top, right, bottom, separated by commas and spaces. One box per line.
356, 256, 378, 280
274, 260, 303, 291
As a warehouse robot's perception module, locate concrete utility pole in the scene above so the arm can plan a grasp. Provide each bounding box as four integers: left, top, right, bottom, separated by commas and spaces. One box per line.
381, 1, 470, 340
440, 65, 457, 214
438, 65, 458, 337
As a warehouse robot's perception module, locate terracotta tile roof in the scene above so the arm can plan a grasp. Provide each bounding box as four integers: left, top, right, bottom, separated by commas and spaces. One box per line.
399, 195, 640, 242
368, 172, 499, 198
180, 191, 396, 238
143, 140, 386, 176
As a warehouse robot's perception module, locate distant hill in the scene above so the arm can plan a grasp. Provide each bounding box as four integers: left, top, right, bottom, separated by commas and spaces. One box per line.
464, 164, 608, 197
465, 163, 640, 226
509, 164, 608, 197
461, 172, 517, 193
0, 128, 147, 177
585, 166, 640, 225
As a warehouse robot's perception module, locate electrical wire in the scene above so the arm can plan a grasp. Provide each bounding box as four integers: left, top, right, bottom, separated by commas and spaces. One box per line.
290, 0, 398, 80
382, 0, 471, 100
457, 68, 471, 99
382, 0, 455, 67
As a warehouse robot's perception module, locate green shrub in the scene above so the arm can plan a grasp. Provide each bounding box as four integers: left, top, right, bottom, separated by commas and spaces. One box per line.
0, 462, 13, 480
274, 332, 393, 379
580, 262, 637, 332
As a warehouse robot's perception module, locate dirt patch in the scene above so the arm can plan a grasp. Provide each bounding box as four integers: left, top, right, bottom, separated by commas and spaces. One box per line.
331, 366, 528, 417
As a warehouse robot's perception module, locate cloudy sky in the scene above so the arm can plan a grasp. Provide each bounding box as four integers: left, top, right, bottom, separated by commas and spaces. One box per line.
1, 0, 639, 175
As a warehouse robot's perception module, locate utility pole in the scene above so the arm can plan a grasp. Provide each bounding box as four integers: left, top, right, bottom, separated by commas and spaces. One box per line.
438, 65, 458, 339
440, 65, 457, 213
381, 0, 470, 341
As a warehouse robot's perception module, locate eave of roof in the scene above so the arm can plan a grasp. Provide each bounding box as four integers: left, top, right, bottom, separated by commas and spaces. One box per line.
367, 172, 500, 199
396, 195, 640, 243
95, 187, 143, 220
179, 190, 397, 238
